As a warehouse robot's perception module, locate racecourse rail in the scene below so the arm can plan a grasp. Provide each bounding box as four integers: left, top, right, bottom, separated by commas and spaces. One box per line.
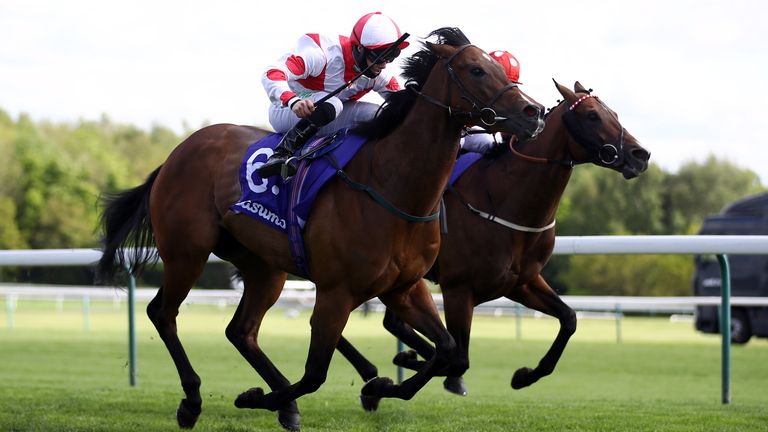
2, 235, 768, 405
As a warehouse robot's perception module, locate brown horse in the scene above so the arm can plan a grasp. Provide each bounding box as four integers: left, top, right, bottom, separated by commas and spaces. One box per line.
336, 80, 651, 402
96, 27, 544, 431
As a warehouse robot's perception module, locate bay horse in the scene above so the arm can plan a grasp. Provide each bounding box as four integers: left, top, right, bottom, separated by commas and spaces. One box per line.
336, 80, 651, 403
96, 27, 544, 431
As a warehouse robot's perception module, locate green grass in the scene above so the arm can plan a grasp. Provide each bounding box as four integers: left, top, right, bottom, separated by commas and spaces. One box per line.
1, 300, 767, 431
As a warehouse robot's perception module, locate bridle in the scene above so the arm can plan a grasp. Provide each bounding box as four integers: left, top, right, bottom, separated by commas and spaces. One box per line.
510, 90, 626, 167
408, 44, 519, 128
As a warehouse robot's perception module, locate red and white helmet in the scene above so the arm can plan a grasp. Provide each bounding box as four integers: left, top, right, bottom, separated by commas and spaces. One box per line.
350, 12, 409, 50
489, 50, 522, 84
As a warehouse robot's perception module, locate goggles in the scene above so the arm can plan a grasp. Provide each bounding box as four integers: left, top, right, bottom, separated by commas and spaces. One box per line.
366, 47, 400, 64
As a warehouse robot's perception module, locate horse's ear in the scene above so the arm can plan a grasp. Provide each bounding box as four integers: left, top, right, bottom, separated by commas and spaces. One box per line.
428, 41, 455, 58
574, 81, 588, 93
553, 78, 576, 102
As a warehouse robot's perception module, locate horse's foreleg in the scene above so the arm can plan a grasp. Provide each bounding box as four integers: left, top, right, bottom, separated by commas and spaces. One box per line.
439, 288, 476, 396
226, 264, 300, 431
507, 275, 576, 389
235, 292, 353, 413
362, 280, 459, 401
147, 259, 207, 429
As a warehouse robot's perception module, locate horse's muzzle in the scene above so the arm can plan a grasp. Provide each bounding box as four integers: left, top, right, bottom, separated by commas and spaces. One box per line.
620, 147, 650, 179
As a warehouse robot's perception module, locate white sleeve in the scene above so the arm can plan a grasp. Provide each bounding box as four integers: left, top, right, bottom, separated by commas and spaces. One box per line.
373, 69, 403, 97
261, 34, 328, 107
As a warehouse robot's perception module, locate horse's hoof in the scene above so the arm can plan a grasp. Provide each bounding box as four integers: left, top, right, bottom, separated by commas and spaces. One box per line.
176, 398, 202, 429
392, 350, 418, 367
277, 405, 301, 431
361, 376, 394, 397
234, 387, 265, 409
511, 367, 535, 390
359, 393, 382, 412
443, 376, 468, 396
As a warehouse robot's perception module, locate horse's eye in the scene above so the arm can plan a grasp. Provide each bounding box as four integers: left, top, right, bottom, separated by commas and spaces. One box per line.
470, 67, 485, 77
587, 112, 599, 121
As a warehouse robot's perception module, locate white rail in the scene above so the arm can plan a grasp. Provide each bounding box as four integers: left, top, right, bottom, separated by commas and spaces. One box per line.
3, 285, 768, 312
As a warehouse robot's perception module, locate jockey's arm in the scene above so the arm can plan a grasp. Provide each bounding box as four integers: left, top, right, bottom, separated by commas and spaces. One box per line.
262, 34, 328, 110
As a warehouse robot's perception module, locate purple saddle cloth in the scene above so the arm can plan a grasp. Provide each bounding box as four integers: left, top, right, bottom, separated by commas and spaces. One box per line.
231, 129, 367, 277
449, 153, 482, 186
232, 130, 367, 232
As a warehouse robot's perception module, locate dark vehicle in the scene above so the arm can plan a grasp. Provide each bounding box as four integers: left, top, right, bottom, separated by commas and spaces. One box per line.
693, 192, 768, 344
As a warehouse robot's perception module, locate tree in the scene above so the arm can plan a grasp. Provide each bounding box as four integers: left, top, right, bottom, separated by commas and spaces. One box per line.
557, 162, 666, 236
662, 155, 764, 234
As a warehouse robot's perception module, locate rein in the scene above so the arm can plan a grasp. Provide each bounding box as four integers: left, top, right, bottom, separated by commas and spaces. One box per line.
509, 140, 574, 167
336, 170, 440, 222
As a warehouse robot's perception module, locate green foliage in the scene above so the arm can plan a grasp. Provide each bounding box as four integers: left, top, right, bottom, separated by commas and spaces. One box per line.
0, 111, 182, 250
558, 163, 667, 235
561, 254, 694, 296
662, 155, 765, 234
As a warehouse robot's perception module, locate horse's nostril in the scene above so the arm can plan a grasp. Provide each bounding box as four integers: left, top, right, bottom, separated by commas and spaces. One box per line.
632, 148, 651, 162
523, 105, 539, 118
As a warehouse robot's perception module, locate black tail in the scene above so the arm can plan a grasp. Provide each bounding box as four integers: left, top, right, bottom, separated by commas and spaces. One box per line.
95, 167, 161, 285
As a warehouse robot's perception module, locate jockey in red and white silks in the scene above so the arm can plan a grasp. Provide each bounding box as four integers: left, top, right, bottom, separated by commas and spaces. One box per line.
262, 33, 402, 134
258, 12, 409, 178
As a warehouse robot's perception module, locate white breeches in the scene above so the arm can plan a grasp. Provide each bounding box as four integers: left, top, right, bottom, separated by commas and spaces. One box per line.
268, 93, 383, 135
460, 129, 500, 154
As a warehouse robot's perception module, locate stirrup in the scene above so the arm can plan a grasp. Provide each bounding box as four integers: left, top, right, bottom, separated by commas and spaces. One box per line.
257, 156, 288, 178
280, 156, 299, 179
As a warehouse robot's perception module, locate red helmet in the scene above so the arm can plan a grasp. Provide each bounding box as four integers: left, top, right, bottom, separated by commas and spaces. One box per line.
351, 12, 409, 50
489, 50, 522, 84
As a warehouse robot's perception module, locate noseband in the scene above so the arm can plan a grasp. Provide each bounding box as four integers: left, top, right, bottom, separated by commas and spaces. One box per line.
409, 44, 518, 127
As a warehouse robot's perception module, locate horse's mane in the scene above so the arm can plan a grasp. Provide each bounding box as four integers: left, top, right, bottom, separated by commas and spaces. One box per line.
352, 27, 471, 139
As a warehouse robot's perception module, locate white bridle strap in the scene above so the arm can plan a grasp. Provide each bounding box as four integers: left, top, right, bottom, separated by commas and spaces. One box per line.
569, 94, 594, 111
466, 203, 556, 233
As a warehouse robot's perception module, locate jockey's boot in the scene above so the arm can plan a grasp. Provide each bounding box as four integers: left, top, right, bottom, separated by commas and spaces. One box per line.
258, 119, 319, 178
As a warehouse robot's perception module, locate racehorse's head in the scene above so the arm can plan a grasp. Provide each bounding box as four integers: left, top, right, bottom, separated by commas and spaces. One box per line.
415, 28, 545, 141
554, 80, 650, 179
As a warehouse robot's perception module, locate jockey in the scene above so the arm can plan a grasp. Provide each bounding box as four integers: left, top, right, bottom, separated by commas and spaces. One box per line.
258, 12, 409, 178
460, 50, 522, 155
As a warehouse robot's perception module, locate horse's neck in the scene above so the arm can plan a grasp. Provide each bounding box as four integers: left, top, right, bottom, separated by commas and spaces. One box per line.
371, 85, 462, 216
485, 106, 574, 226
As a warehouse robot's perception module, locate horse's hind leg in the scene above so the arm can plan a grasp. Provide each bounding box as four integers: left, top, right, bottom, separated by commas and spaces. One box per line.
381, 302, 470, 397
146, 256, 209, 428
235, 289, 355, 413
362, 280, 460, 401
225, 258, 300, 431
336, 306, 437, 383
336, 336, 379, 382
507, 274, 576, 389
